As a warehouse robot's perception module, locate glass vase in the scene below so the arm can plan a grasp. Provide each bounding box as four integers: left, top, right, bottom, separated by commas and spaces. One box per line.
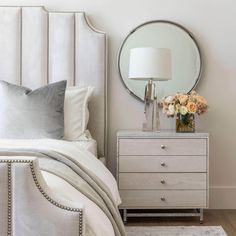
176, 113, 195, 133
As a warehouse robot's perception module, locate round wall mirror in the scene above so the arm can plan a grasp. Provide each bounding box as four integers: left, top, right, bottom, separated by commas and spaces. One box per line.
118, 20, 202, 102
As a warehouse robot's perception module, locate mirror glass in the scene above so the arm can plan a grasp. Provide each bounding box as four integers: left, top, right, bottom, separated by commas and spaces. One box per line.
118, 21, 202, 101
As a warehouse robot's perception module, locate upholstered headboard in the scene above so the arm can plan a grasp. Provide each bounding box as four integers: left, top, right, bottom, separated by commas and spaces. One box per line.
0, 6, 107, 160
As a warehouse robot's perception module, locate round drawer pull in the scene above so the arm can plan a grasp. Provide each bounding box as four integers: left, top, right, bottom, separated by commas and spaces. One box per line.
160, 162, 166, 167
161, 145, 166, 149
160, 197, 166, 201
160, 179, 165, 184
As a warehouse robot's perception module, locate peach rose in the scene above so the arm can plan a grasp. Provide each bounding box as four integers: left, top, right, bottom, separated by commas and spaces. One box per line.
178, 94, 188, 105
196, 95, 207, 105
187, 102, 197, 114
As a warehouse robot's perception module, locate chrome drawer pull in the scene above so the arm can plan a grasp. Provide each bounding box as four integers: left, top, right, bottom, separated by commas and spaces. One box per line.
161, 145, 166, 149
160, 197, 166, 201
160, 179, 165, 184
160, 162, 166, 167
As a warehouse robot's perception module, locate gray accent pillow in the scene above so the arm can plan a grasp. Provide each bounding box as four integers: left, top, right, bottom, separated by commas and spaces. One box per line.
0, 80, 67, 139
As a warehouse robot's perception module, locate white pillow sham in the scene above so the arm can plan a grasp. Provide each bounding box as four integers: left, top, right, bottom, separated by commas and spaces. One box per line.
64, 86, 94, 140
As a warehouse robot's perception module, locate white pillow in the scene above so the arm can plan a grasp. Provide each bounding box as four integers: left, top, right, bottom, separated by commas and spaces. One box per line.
64, 86, 94, 140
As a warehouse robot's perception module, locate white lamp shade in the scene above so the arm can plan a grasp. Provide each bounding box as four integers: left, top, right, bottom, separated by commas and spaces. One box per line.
128, 47, 172, 81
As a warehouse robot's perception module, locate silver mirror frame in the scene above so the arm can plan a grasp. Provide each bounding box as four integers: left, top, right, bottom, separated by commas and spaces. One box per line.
118, 20, 203, 102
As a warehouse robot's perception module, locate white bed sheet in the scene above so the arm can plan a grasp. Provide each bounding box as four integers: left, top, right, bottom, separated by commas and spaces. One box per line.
73, 131, 107, 164
73, 139, 97, 157
72, 130, 98, 157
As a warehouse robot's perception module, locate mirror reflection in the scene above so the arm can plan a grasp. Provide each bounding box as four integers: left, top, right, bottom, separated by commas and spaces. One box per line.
118, 21, 202, 101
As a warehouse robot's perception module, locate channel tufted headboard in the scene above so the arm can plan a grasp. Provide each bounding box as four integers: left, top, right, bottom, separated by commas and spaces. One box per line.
0, 6, 107, 160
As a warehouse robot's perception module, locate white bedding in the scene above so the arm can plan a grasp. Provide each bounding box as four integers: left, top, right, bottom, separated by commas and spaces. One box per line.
73, 139, 97, 157
42, 172, 115, 236
73, 131, 98, 157
0, 138, 122, 236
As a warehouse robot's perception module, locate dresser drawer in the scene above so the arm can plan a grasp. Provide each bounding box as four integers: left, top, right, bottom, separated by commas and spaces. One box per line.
120, 190, 207, 208
119, 138, 206, 156
119, 173, 207, 190
119, 155, 206, 172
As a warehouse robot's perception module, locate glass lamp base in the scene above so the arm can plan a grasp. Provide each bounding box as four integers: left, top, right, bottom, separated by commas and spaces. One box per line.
142, 98, 160, 132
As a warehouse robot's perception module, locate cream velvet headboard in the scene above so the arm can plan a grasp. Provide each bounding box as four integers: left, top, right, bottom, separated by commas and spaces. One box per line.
0, 6, 107, 159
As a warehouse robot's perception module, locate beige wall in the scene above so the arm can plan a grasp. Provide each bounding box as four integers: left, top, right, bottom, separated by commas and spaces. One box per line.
2, 0, 236, 208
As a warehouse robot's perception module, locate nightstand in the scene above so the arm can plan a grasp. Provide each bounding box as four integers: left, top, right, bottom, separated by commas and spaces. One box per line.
117, 130, 209, 223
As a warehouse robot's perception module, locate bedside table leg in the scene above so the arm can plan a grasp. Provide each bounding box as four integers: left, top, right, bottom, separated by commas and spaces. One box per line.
123, 209, 127, 223
200, 208, 204, 224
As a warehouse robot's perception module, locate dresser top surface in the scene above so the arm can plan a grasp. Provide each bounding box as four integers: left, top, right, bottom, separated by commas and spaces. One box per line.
117, 130, 209, 138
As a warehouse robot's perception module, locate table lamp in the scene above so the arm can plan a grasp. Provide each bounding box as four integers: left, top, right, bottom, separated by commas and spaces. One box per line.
129, 47, 171, 131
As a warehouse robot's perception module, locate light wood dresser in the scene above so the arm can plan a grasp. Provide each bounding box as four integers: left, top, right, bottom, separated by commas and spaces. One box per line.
117, 130, 209, 223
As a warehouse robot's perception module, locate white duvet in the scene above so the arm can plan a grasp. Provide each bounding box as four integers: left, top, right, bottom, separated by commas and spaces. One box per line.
0, 139, 122, 236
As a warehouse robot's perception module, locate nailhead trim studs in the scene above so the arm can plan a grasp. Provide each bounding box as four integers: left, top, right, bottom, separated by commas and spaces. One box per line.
0, 159, 83, 236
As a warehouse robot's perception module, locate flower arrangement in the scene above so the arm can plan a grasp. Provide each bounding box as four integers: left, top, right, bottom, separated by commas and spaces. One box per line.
160, 91, 208, 117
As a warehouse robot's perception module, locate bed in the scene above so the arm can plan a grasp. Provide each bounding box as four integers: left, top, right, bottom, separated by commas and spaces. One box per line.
0, 6, 125, 236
